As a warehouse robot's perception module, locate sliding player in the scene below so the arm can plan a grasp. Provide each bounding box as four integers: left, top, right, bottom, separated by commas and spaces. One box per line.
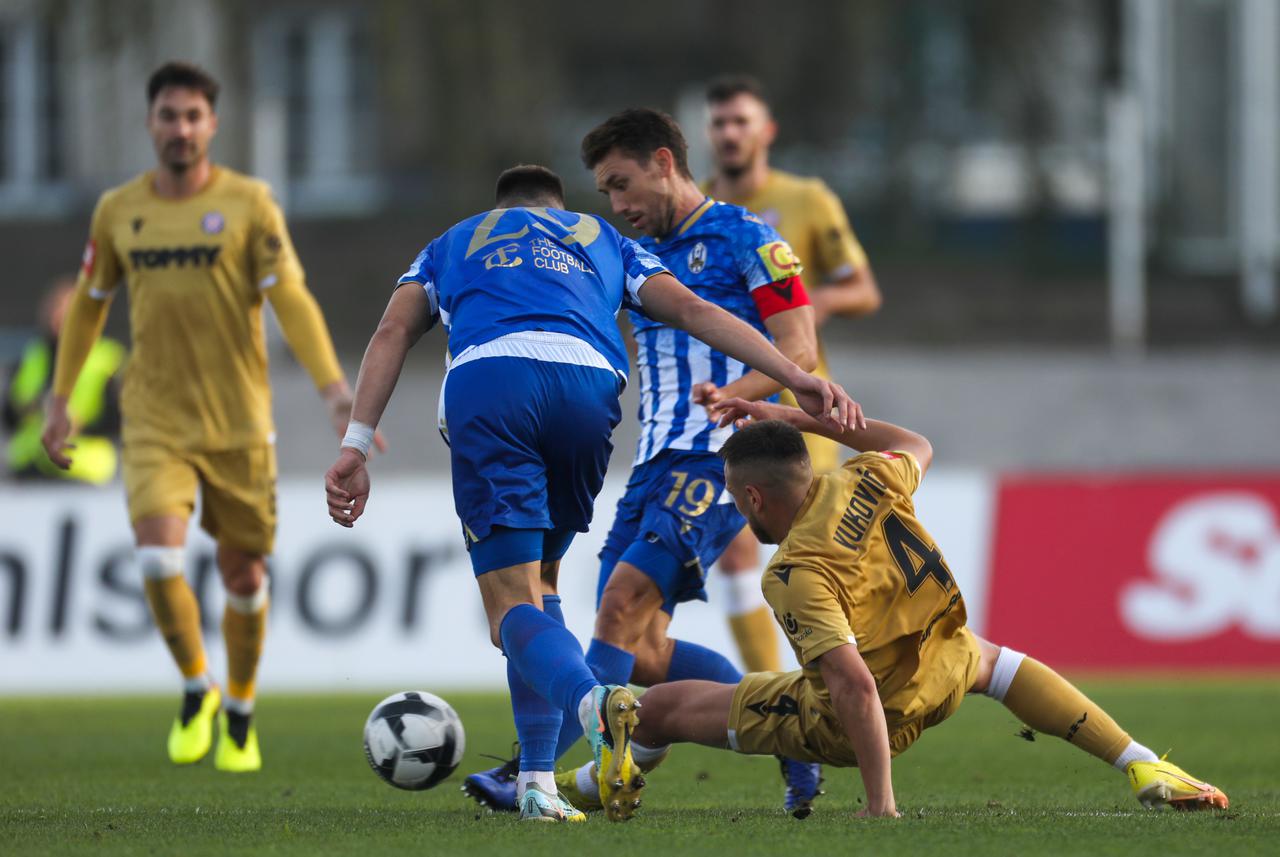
324, 165, 859, 823
42, 62, 368, 772
567, 400, 1230, 816
702, 74, 882, 676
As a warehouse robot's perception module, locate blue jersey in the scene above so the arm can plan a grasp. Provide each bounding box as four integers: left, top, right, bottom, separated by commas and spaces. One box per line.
398, 206, 668, 379
630, 199, 802, 465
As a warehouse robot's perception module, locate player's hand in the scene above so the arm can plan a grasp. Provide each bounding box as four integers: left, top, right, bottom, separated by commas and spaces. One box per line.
325, 448, 371, 528
789, 373, 865, 432
41, 396, 75, 469
692, 381, 724, 408
713, 397, 788, 429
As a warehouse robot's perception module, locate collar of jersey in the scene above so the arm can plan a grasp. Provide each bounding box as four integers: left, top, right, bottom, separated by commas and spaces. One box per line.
662, 197, 715, 241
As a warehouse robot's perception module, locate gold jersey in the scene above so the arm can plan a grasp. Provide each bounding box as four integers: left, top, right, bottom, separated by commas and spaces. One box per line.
761, 450, 974, 730
69, 167, 341, 451
701, 169, 867, 292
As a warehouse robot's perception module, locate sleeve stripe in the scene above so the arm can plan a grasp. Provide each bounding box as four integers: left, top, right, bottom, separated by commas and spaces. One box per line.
87, 287, 113, 300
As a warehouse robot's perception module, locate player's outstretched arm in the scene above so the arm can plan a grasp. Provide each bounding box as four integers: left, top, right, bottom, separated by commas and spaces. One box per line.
324, 285, 433, 528
694, 305, 818, 406
42, 289, 112, 469
817, 644, 899, 818
715, 398, 933, 475
638, 273, 864, 431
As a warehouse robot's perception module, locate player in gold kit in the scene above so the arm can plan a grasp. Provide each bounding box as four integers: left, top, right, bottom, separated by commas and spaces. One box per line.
699, 75, 882, 674
42, 62, 375, 772
565, 400, 1230, 816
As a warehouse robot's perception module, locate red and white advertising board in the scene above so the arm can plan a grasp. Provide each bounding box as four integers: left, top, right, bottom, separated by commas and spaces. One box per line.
985, 476, 1280, 670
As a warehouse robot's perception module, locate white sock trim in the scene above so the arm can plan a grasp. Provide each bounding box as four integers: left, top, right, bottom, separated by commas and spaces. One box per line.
630, 741, 668, 766
984, 647, 1026, 702
225, 580, 269, 614
224, 694, 254, 715
137, 546, 185, 580
727, 728, 741, 752
723, 570, 766, 617
1112, 740, 1159, 771
516, 770, 556, 798
183, 673, 212, 693
576, 761, 599, 799
577, 688, 596, 734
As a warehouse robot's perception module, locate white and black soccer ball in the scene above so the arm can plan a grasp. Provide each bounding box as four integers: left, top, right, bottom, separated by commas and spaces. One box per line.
363, 691, 466, 790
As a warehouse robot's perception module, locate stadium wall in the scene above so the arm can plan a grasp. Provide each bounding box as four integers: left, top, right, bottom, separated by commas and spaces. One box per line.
1, 473, 1277, 694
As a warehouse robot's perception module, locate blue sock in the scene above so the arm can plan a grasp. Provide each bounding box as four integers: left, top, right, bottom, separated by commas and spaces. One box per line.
553, 638, 636, 760
500, 603, 598, 722
507, 656, 560, 772
541, 594, 564, 625
586, 638, 636, 686
666, 639, 743, 683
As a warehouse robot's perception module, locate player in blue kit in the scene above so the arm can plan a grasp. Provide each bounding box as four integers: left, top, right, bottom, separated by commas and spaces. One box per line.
463, 111, 845, 819
324, 165, 861, 824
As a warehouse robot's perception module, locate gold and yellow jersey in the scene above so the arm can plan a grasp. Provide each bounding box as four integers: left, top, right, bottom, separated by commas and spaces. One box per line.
59, 166, 343, 451
761, 450, 973, 729
700, 169, 867, 293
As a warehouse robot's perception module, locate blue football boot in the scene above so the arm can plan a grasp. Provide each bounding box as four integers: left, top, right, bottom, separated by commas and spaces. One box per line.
779, 756, 824, 819
461, 745, 520, 812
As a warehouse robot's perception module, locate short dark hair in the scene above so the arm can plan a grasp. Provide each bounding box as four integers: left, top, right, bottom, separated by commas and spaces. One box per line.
718, 419, 810, 474
147, 61, 220, 108
580, 108, 692, 179
706, 74, 769, 108
495, 164, 565, 207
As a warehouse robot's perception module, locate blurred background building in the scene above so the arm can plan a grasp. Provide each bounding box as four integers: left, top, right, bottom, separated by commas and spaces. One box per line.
0, 0, 1277, 353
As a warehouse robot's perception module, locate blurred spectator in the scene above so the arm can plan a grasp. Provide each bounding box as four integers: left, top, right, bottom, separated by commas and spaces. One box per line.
3, 277, 124, 484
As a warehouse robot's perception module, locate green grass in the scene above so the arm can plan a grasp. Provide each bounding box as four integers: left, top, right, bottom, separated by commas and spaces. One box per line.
2, 680, 1277, 856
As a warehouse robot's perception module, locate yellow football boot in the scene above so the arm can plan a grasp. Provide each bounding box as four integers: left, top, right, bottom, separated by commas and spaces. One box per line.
167, 686, 220, 765
555, 767, 603, 812
214, 711, 262, 773
584, 685, 644, 822
1127, 755, 1229, 810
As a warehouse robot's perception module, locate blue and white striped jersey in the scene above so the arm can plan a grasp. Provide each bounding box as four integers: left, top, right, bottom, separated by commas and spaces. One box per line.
630, 198, 803, 465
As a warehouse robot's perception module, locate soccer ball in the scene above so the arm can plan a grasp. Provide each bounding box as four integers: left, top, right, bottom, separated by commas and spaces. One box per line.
363, 691, 466, 790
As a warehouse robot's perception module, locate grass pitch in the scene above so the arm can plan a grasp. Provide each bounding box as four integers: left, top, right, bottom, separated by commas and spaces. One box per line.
2, 679, 1277, 856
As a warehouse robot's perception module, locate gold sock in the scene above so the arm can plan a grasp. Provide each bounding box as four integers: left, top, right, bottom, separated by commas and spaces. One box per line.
143, 576, 208, 679
223, 596, 268, 702
1001, 657, 1131, 764
728, 605, 782, 673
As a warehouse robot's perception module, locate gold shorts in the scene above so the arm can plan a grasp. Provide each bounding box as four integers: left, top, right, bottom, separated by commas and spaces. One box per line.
123, 443, 277, 554
728, 634, 981, 766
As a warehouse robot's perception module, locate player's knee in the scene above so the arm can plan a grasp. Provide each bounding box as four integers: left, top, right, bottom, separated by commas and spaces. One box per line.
594, 588, 650, 646
217, 548, 265, 597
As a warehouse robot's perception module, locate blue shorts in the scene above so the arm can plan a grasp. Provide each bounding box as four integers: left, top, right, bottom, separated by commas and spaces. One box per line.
444, 357, 622, 574
597, 449, 745, 614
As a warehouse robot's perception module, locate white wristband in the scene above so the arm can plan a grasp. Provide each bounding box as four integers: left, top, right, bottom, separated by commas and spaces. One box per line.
341, 420, 376, 457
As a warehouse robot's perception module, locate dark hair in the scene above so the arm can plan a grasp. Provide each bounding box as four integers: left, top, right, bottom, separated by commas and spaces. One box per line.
580, 108, 692, 179
147, 61, 220, 108
495, 164, 565, 207
706, 74, 769, 107
718, 419, 810, 472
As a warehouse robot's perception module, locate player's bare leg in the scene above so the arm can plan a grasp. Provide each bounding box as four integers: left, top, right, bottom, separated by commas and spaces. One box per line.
135, 515, 219, 765
594, 563, 670, 684
214, 545, 268, 772
717, 526, 782, 672
969, 634, 1228, 810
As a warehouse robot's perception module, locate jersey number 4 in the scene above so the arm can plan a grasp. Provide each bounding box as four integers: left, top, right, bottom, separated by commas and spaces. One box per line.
882, 512, 954, 595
